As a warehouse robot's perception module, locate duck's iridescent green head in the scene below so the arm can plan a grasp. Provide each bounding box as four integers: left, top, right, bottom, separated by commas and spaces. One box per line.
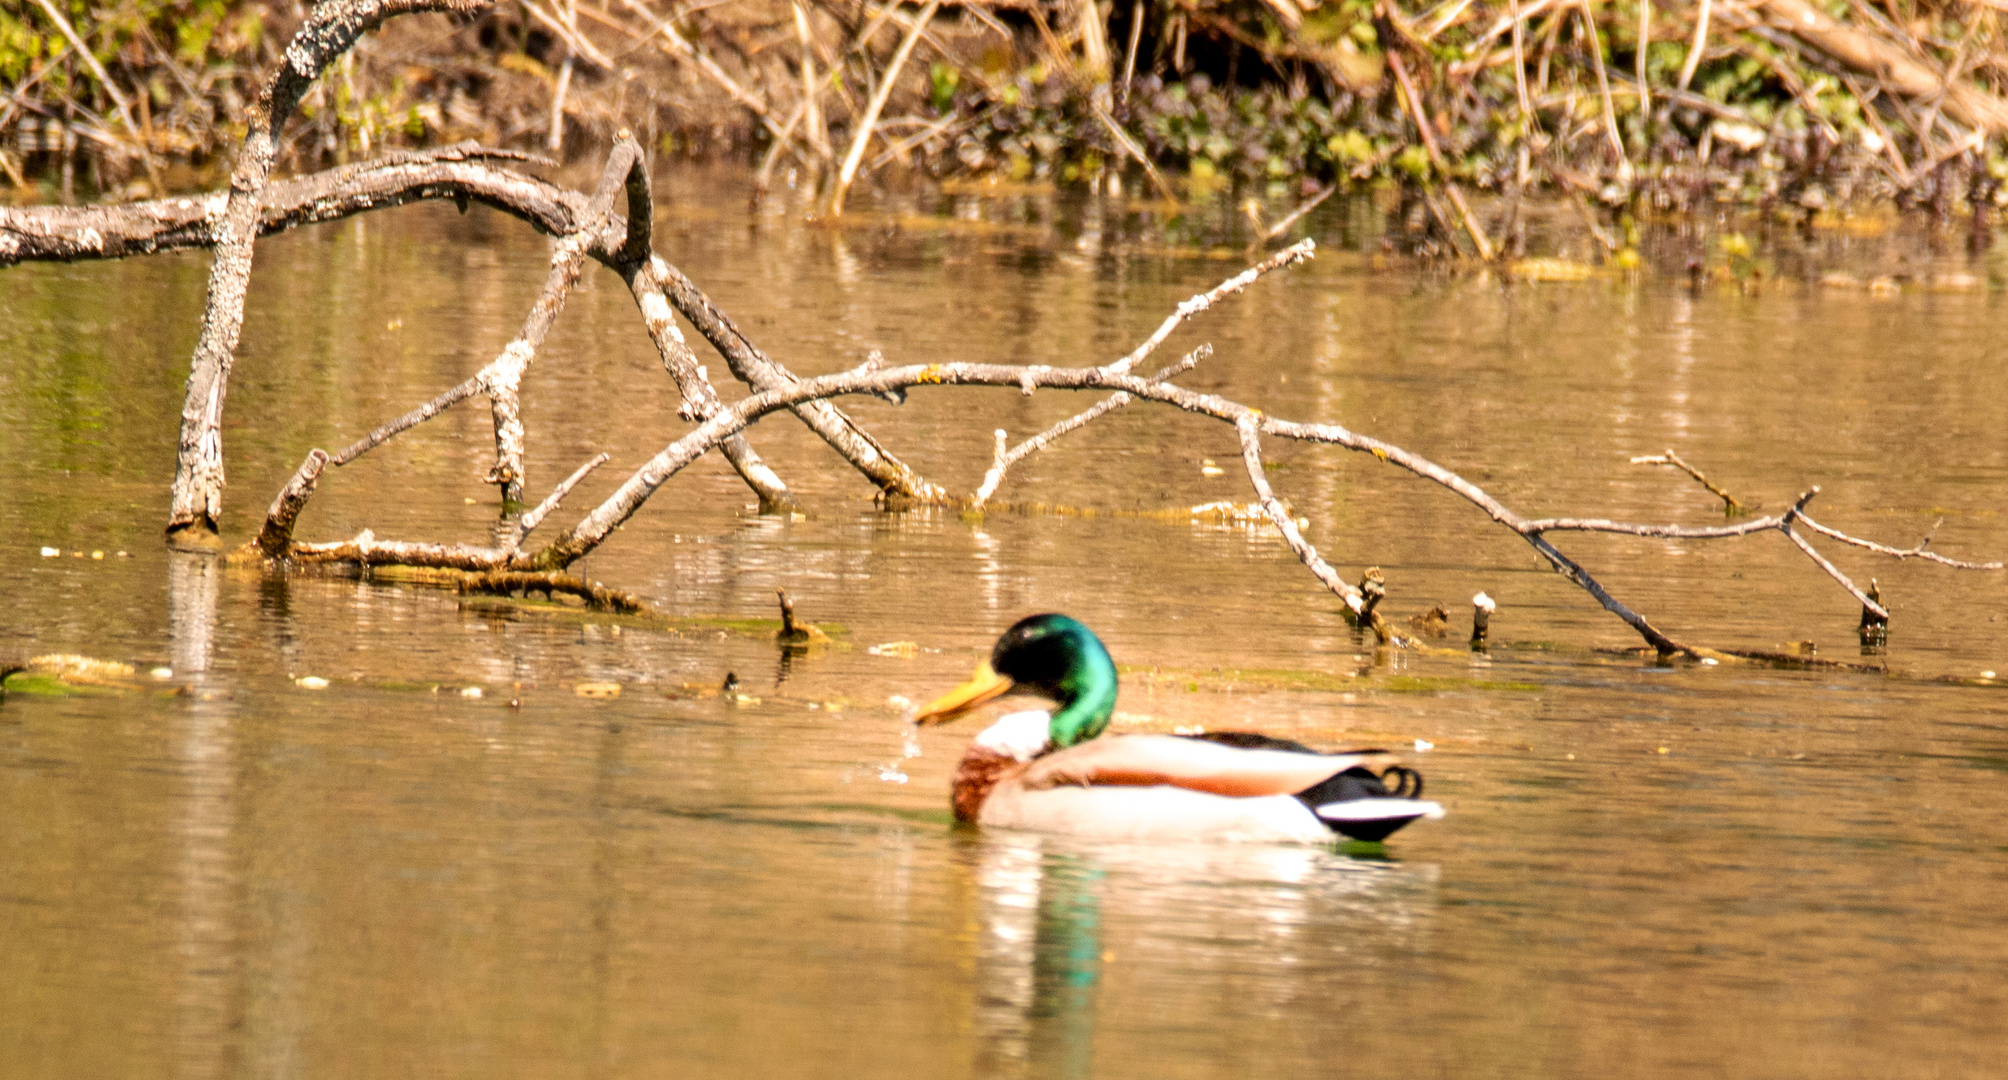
914, 613, 1118, 748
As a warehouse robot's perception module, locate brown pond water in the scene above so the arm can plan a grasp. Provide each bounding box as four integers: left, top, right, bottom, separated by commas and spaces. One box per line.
4, 171, 2008, 1079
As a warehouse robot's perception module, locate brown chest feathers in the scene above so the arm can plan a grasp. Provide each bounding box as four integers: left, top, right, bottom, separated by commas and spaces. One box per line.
951, 746, 1027, 823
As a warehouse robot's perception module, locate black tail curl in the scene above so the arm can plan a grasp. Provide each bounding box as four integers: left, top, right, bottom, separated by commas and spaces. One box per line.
1293, 764, 1425, 808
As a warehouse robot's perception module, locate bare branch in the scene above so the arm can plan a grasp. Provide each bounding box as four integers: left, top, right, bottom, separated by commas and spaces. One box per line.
253, 449, 329, 558
460, 570, 648, 613
650, 259, 946, 500
1236, 416, 1365, 614
518, 361, 1993, 653
1631, 449, 1746, 513
481, 135, 646, 504
1798, 514, 2004, 570
0, 145, 562, 265
1091, 94, 1179, 203
3, 142, 923, 499
626, 257, 801, 511
1260, 182, 1339, 242
483, 234, 594, 504
973, 343, 1212, 508
333, 377, 485, 465
1104, 240, 1315, 374
1782, 520, 1888, 619
512, 453, 610, 547
253, 346, 2001, 664
1521, 532, 1690, 654
1520, 515, 1782, 539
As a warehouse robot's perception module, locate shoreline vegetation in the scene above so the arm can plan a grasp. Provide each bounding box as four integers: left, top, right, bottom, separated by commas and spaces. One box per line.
8, 0, 2008, 260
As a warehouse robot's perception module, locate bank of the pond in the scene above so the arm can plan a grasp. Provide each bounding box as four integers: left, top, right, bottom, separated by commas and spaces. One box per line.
10, 0, 2008, 252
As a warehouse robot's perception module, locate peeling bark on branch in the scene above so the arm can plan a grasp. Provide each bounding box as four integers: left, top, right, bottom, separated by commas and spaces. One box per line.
0, 145, 557, 265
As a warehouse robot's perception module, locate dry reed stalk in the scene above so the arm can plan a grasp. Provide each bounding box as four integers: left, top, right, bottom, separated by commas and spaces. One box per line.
1677, 0, 1712, 91
830, 0, 941, 215
1384, 47, 1496, 258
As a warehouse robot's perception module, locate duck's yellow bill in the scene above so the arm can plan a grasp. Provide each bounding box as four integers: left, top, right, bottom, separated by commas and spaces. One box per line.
914, 661, 1015, 724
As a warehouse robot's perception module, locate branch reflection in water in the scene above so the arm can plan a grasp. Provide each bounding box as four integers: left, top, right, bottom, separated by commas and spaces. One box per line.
167, 551, 238, 1077
963, 834, 1439, 1075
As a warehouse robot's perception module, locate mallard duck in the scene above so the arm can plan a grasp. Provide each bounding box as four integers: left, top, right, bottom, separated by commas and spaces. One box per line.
914, 614, 1444, 843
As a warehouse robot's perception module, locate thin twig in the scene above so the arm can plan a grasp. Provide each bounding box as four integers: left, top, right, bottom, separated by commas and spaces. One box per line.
1091, 95, 1179, 202
1261, 182, 1338, 241
512, 452, 610, 546
1450, 0, 1564, 73
1119, 0, 1144, 102
610, 0, 825, 160
1384, 47, 1496, 259
522, 0, 615, 68
973, 344, 1212, 507
1677, 0, 1712, 92
1798, 515, 2003, 570
793, 0, 832, 159
1236, 416, 1367, 615
1631, 449, 1745, 513
1782, 518, 1886, 618
1636, 0, 1652, 119
1511, 0, 1536, 128
1103, 239, 1314, 374
830, 0, 940, 215
1577, 0, 1632, 180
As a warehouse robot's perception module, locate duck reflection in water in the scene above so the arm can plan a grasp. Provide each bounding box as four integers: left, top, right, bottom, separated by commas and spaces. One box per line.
969, 836, 1106, 1079
963, 833, 1441, 1076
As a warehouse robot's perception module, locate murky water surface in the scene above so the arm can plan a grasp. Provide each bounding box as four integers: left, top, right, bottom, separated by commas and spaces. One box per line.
4, 171, 2008, 1078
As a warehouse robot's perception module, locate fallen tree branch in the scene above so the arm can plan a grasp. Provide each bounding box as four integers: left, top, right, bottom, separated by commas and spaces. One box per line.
244, 326, 1998, 657
8, 133, 1994, 660
1, 140, 849, 510
0, 144, 561, 265
166, 0, 494, 546
458, 570, 647, 613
